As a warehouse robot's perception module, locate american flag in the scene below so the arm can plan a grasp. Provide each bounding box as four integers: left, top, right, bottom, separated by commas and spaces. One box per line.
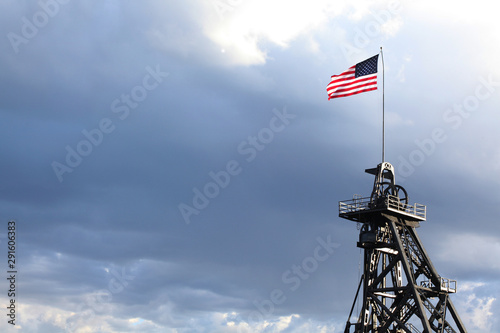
326, 55, 379, 100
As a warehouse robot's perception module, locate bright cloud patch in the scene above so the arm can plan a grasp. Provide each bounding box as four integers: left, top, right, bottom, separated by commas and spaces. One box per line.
204, 0, 337, 65
454, 281, 497, 332
203, 0, 407, 65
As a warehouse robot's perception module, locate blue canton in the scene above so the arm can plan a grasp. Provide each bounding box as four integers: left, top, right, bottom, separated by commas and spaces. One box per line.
355, 55, 379, 77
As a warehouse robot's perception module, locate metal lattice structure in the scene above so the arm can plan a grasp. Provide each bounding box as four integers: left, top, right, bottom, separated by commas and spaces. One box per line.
339, 162, 467, 333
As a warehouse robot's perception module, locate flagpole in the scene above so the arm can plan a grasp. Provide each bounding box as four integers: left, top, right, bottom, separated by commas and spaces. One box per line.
380, 47, 385, 163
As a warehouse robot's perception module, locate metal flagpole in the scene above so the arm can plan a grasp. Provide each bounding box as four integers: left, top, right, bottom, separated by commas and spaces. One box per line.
380, 47, 385, 163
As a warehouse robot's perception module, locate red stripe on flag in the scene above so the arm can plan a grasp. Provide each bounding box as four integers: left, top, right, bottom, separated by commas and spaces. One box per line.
327, 75, 376, 92
328, 85, 377, 100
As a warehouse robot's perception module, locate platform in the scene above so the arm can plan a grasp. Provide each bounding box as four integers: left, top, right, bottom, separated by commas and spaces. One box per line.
339, 194, 426, 223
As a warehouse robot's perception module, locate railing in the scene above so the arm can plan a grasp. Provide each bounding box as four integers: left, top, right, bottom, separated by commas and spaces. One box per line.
339, 195, 426, 221
387, 195, 426, 219
420, 277, 457, 293
339, 196, 371, 214
440, 277, 457, 293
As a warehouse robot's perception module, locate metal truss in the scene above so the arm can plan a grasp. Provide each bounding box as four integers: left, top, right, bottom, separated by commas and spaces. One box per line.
343, 214, 467, 333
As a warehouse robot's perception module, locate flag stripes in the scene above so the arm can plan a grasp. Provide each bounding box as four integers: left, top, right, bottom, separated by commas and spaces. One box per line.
326, 55, 378, 100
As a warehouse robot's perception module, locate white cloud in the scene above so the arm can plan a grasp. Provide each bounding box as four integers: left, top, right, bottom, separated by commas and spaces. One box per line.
453, 281, 497, 332
201, 0, 406, 66
203, 0, 336, 65
460, 281, 485, 292
140, 0, 409, 66
0, 300, 170, 333
191, 312, 342, 333
464, 295, 496, 331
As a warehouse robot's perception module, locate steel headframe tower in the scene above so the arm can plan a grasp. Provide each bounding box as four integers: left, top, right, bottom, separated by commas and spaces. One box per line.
339, 162, 467, 333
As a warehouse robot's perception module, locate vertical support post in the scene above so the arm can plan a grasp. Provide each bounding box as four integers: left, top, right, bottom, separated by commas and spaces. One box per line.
361, 248, 370, 332
380, 47, 385, 164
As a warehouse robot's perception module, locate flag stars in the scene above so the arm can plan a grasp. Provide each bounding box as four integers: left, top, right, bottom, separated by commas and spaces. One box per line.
355, 55, 379, 78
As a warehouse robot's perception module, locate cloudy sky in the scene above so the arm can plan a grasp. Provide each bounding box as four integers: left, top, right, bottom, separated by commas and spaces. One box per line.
1, 0, 500, 332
